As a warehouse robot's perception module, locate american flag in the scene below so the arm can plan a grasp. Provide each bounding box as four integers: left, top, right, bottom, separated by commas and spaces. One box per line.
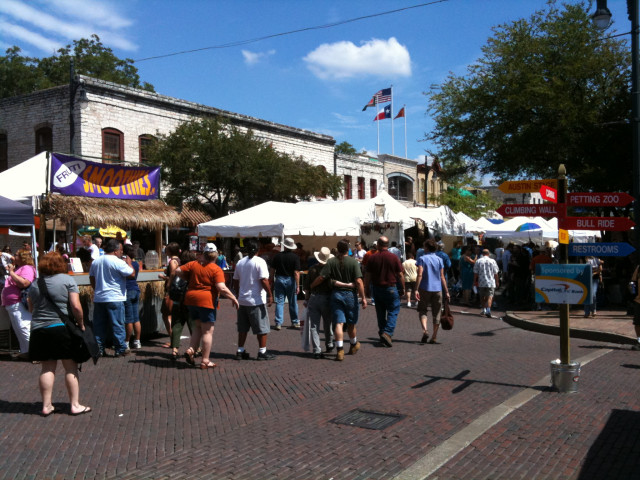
374, 88, 392, 104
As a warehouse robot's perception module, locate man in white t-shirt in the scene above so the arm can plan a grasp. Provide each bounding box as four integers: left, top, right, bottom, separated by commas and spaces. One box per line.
81, 235, 101, 261
233, 240, 275, 361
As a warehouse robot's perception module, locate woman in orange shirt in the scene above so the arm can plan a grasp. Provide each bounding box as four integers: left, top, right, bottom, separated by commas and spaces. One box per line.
177, 243, 239, 369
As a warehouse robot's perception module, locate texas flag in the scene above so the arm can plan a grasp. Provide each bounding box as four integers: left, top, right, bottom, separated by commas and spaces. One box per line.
374, 104, 391, 121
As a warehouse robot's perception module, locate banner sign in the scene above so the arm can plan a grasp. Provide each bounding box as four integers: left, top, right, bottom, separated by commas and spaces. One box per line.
535, 264, 591, 305
498, 179, 557, 194
50, 153, 160, 200
569, 242, 635, 257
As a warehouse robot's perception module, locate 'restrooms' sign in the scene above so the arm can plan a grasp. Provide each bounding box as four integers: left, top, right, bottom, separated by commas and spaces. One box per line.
50, 153, 160, 200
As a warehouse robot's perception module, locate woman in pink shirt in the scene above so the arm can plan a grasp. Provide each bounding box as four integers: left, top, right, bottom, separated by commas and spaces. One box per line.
1, 249, 36, 359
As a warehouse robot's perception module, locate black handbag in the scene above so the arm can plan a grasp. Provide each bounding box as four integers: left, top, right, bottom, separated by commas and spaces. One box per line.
37, 277, 99, 365
168, 275, 188, 302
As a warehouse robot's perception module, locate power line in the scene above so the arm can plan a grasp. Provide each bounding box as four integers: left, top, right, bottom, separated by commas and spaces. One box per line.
133, 0, 449, 63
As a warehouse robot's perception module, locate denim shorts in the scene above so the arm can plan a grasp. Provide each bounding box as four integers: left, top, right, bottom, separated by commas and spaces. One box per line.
188, 305, 217, 323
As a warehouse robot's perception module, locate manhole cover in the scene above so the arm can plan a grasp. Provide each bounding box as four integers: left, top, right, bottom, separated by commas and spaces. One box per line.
331, 409, 406, 430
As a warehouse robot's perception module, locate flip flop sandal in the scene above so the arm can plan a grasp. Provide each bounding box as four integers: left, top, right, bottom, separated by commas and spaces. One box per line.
71, 406, 92, 416
200, 361, 216, 370
184, 348, 195, 366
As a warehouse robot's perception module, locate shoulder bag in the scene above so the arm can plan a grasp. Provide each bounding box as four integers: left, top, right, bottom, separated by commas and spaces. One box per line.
37, 277, 99, 365
441, 295, 454, 330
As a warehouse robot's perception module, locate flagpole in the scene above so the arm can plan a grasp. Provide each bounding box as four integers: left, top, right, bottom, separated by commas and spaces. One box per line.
377, 106, 380, 155
404, 104, 407, 158
391, 85, 394, 156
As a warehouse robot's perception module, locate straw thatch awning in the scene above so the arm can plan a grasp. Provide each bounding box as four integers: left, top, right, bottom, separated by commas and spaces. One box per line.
179, 206, 212, 227
44, 195, 181, 229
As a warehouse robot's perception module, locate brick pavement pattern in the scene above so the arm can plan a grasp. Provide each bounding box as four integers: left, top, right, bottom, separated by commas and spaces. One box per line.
1, 302, 639, 479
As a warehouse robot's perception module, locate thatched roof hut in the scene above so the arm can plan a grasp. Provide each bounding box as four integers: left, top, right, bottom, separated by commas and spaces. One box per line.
44, 195, 182, 230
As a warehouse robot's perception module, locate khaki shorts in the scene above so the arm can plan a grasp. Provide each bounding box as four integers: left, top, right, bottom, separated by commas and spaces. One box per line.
478, 287, 495, 298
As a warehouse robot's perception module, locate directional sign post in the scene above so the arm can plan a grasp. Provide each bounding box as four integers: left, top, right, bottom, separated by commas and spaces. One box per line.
563, 216, 635, 231
496, 203, 564, 218
567, 192, 634, 207
569, 242, 636, 257
498, 179, 558, 194
540, 185, 558, 203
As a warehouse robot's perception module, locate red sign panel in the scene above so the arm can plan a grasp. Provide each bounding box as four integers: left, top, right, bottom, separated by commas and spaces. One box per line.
563, 216, 635, 231
567, 192, 634, 207
540, 185, 557, 203
496, 203, 563, 218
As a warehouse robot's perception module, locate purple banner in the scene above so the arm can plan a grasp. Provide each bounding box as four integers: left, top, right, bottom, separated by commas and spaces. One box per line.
50, 153, 160, 200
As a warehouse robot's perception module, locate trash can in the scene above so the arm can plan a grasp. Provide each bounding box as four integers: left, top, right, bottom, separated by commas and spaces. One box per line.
550, 360, 581, 393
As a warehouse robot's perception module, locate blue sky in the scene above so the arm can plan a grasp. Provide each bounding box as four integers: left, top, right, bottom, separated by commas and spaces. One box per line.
0, 0, 630, 164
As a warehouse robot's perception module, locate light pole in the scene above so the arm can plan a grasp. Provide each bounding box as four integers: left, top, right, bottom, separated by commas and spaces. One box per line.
592, 0, 640, 253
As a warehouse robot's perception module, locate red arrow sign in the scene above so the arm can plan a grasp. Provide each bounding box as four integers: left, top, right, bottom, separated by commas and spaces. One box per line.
496, 203, 563, 217
540, 185, 558, 203
563, 216, 635, 231
567, 192, 634, 207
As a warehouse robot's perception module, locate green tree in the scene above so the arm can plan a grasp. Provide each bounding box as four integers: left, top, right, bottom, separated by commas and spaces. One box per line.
434, 184, 500, 219
0, 35, 153, 98
335, 141, 357, 155
148, 118, 343, 218
426, 1, 630, 194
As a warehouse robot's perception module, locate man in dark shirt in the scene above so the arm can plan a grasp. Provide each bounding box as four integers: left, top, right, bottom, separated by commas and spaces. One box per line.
270, 237, 301, 330
365, 236, 405, 347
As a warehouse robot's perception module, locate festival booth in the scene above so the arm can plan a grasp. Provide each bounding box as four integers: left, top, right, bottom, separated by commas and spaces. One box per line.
0, 152, 181, 336
481, 216, 600, 244
197, 191, 415, 256
0, 195, 37, 350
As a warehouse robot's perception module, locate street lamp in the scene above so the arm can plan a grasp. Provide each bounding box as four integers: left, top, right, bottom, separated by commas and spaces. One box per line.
592, 0, 640, 254
69, 58, 88, 155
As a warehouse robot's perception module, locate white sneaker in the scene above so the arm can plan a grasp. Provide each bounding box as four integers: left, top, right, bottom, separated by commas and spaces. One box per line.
407, 301, 412, 307
132, 340, 142, 349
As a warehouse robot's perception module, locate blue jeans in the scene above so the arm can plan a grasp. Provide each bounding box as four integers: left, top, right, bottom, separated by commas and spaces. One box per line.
331, 289, 359, 325
124, 290, 140, 324
274, 275, 299, 326
372, 285, 401, 336
584, 279, 599, 315
93, 301, 127, 354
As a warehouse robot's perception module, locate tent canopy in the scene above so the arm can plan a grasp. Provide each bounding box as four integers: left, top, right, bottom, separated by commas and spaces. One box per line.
0, 195, 34, 226
0, 152, 48, 201
407, 205, 464, 236
197, 191, 414, 239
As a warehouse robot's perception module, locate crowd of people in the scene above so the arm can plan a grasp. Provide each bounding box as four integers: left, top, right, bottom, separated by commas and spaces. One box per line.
4, 230, 639, 417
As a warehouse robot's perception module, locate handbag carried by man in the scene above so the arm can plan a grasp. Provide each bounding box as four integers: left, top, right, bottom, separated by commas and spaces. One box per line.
37, 277, 99, 365
441, 295, 454, 330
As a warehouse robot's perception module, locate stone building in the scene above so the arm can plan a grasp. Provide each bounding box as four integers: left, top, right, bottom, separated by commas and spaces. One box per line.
416, 158, 446, 207
336, 152, 384, 201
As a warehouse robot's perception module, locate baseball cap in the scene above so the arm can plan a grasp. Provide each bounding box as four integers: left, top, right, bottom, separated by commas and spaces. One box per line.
203, 243, 217, 252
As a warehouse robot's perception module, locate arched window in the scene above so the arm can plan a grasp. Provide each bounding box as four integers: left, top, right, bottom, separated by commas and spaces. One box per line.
35, 126, 53, 154
388, 174, 414, 202
102, 128, 124, 163
139, 134, 155, 163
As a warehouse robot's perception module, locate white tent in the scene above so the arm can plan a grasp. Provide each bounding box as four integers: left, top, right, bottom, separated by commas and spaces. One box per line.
482, 216, 600, 244
198, 191, 413, 238
455, 211, 486, 234
407, 205, 465, 236
0, 152, 49, 201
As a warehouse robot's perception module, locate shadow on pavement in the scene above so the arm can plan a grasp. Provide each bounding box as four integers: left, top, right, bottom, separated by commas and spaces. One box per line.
578, 409, 640, 479
410, 369, 550, 394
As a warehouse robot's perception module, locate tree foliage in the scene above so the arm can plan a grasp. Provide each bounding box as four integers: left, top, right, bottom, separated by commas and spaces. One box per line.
0, 35, 153, 98
335, 141, 357, 155
426, 1, 630, 193
148, 118, 343, 218
435, 185, 500, 219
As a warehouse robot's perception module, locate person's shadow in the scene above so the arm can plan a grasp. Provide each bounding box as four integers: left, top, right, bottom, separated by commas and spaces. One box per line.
0, 398, 50, 415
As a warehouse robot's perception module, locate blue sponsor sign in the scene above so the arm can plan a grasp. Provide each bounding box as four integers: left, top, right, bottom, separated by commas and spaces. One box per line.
568, 242, 635, 257
535, 264, 591, 305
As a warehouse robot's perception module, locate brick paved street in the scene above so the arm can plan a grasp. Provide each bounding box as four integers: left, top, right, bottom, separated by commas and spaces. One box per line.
1, 301, 639, 479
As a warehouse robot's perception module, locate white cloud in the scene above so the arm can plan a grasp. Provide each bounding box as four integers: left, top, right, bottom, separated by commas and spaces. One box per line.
332, 112, 358, 126
242, 49, 275, 65
303, 37, 411, 80
0, 0, 137, 53
0, 20, 61, 53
